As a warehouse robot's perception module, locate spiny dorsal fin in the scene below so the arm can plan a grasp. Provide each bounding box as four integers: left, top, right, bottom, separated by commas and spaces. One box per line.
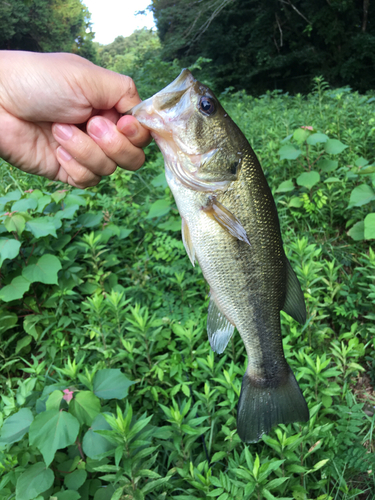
203, 198, 250, 246
181, 217, 195, 267
282, 259, 306, 324
207, 293, 235, 354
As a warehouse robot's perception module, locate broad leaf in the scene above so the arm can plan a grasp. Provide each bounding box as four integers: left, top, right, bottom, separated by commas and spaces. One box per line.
0, 190, 21, 205
364, 213, 375, 240
0, 408, 34, 445
4, 214, 26, 235
0, 237, 21, 267
293, 128, 310, 144
278, 144, 302, 160
11, 198, 38, 212
296, 171, 320, 190
0, 276, 31, 302
151, 171, 168, 188
306, 133, 329, 145
288, 197, 303, 208
93, 369, 134, 399
348, 184, 375, 208
317, 159, 338, 173
54, 204, 80, 220
324, 139, 348, 155
69, 391, 101, 426
22, 254, 62, 285
146, 199, 171, 219
29, 410, 79, 466
0, 311, 18, 334
26, 217, 57, 238
82, 413, 115, 458
15, 462, 54, 500
275, 180, 295, 193
77, 213, 103, 228
64, 469, 87, 490
55, 491, 81, 500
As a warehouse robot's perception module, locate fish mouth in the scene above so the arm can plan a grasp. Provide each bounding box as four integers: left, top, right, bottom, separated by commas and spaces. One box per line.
124, 69, 197, 134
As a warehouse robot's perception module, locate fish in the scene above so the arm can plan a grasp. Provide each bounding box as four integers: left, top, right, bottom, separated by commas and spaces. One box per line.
127, 69, 309, 443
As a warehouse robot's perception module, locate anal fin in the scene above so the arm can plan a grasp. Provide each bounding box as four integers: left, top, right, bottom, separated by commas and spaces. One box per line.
181, 217, 195, 267
203, 198, 250, 246
282, 259, 306, 324
207, 292, 235, 354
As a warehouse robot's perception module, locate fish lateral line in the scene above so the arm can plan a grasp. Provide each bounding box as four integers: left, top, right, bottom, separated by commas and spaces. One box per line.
202, 197, 251, 246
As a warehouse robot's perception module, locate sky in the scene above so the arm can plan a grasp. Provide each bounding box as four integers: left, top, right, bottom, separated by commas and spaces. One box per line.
83, 0, 155, 45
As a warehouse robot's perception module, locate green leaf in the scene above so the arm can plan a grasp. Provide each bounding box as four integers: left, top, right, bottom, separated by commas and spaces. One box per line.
158, 217, 181, 232
15, 462, 54, 500
70, 391, 101, 426
146, 199, 171, 219
11, 198, 38, 212
36, 195, 52, 213
317, 159, 338, 173
296, 171, 320, 190
64, 194, 87, 207
54, 204, 80, 220
278, 144, 302, 160
0, 237, 21, 267
324, 177, 340, 183
93, 369, 134, 400
288, 197, 303, 208
0, 190, 21, 205
276, 180, 295, 193
348, 184, 375, 208
293, 128, 310, 144
355, 157, 369, 167
77, 213, 103, 228
82, 413, 115, 458
46, 390, 64, 411
347, 220, 364, 241
321, 395, 333, 408
324, 139, 348, 155
16, 335, 32, 353
0, 311, 18, 334
151, 172, 168, 188
266, 477, 289, 490
306, 133, 329, 145
55, 491, 81, 500
51, 191, 68, 204
29, 410, 80, 466
4, 214, 26, 235
22, 254, 62, 285
0, 408, 34, 445
364, 213, 375, 240
64, 469, 87, 490
93, 484, 116, 500
26, 217, 57, 238
0, 275, 30, 302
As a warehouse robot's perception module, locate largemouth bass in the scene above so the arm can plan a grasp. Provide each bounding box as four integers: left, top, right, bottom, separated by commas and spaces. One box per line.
128, 70, 309, 442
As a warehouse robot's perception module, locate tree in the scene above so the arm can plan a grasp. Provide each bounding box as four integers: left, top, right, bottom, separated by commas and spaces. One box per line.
151, 0, 375, 94
0, 0, 97, 62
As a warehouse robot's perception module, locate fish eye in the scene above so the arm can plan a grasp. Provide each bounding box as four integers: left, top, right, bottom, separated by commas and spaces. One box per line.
199, 96, 216, 116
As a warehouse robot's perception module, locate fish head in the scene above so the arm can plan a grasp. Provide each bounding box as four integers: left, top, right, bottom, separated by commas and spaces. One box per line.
130, 69, 247, 192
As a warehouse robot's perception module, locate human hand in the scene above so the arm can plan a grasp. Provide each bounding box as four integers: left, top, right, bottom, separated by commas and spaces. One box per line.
0, 51, 151, 188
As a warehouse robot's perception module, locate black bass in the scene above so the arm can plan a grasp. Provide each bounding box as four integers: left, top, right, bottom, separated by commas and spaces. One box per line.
128, 70, 309, 442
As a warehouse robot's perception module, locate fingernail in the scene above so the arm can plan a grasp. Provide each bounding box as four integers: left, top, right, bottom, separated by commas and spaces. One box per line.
58, 147, 72, 161
88, 117, 109, 139
54, 124, 73, 140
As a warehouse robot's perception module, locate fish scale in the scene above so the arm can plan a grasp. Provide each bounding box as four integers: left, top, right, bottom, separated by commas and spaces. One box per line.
129, 69, 309, 442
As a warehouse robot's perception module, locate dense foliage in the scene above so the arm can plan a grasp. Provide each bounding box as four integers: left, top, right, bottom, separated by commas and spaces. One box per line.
1, 80, 375, 499
151, 0, 375, 94
0, 0, 96, 61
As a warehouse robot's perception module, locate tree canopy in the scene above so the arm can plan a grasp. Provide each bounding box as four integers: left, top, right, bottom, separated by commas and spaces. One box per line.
0, 0, 96, 61
151, 0, 375, 94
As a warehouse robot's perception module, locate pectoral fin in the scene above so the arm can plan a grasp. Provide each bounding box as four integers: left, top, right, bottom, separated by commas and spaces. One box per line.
282, 259, 306, 324
203, 198, 250, 246
181, 217, 195, 266
207, 293, 235, 354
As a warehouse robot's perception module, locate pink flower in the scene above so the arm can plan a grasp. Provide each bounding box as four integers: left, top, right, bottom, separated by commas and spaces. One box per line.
63, 388, 74, 403
301, 126, 314, 131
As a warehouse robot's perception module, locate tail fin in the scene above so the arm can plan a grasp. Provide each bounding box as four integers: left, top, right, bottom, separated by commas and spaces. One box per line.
237, 366, 309, 443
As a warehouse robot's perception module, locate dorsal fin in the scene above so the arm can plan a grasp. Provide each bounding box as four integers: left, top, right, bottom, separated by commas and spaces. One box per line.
207, 293, 235, 354
282, 259, 306, 324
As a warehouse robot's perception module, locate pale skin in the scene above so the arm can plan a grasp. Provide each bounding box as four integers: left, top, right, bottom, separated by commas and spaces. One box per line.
0, 51, 151, 188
